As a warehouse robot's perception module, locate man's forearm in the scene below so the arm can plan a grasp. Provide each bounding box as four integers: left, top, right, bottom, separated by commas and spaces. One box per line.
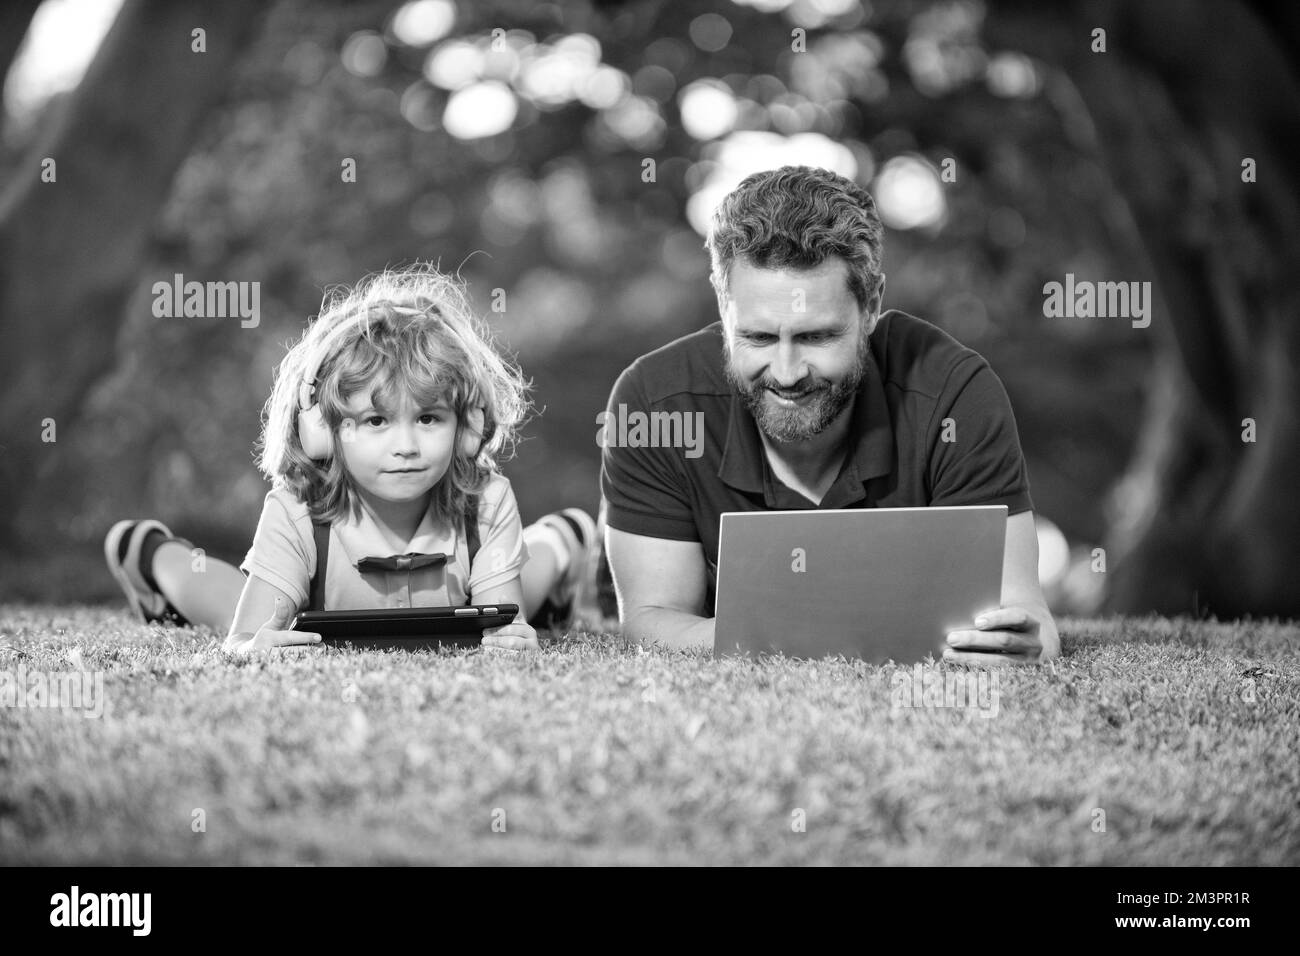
624, 606, 715, 651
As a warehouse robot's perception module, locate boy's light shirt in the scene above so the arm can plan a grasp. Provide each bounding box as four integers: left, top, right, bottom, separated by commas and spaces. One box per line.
240, 472, 528, 610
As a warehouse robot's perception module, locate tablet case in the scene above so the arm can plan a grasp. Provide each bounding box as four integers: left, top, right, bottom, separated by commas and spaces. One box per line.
292, 604, 519, 650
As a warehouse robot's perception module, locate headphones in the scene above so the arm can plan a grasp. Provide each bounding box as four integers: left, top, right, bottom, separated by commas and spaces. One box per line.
296, 306, 486, 461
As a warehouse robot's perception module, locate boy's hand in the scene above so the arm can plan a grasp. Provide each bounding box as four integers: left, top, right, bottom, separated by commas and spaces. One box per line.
224, 596, 322, 655
481, 622, 539, 653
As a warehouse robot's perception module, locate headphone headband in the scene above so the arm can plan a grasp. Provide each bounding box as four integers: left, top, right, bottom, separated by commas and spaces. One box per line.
295, 299, 487, 461
298, 302, 467, 410
298, 309, 370, 412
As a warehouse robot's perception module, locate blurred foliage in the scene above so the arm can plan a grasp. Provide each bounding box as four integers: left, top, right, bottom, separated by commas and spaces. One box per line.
5, 0, 1156, 597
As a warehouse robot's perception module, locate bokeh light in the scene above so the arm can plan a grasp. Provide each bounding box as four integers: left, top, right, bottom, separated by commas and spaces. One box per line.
768, 93, 819, 134
341, 31, 388, 77
488, 171, 542, 230
902, 1, 986, 97
283, 40, 328, 85
424, 40, 482, 90
785, 0, 865, 30
632, 64, 677, 104
679, 80, 739, 141
986, 52, 1041, 98
789, 33, 886, 103
481, 43, 522, 83
391, 0, 456, 47
579, 65, 628, 110
729, 0, 794, 12
399, 81, 441, 131
686, 131, 858, 235
689, 14, 733, 53
443, 81, 517, 139
600, 95, 665, 151
518, 33, 602, 108
874, 154, 946, 230
644, 37, 691, 74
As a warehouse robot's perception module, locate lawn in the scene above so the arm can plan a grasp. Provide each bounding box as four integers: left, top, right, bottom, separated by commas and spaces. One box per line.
1, 604, 1297, 865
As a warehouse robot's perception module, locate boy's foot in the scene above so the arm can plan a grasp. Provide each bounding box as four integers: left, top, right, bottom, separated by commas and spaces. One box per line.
532, 507, 599, 630
103, 520, 191, 626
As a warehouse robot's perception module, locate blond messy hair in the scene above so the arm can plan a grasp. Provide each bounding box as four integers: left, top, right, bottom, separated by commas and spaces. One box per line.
257, 263, 530, 526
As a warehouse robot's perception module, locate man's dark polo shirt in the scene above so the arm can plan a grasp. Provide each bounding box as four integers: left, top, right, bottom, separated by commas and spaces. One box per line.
599, 311, 1034, 607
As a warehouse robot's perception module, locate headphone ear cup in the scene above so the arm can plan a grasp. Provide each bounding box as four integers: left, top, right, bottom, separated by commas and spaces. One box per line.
460, 406, 485, 459
297, 405, 333, 460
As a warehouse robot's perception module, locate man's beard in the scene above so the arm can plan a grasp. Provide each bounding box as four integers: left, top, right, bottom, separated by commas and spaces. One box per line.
724, 334, 869, 444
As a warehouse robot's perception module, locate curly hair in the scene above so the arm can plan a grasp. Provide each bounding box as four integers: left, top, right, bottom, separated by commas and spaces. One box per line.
706, 165, 884, 311
256, 263, 530, 526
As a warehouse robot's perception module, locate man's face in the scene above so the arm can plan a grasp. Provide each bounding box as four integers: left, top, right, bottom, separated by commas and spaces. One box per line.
721, 258, 873, 443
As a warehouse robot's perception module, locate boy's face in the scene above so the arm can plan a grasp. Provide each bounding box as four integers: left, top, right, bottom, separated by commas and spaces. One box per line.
336, 392, 459, 508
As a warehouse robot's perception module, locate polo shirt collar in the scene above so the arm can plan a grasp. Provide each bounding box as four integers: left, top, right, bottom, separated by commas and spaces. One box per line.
336, 502, 453, 561
718, 349, 895, 496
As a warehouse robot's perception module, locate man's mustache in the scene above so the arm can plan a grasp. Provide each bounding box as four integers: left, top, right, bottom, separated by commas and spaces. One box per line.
752, 378, 830, 398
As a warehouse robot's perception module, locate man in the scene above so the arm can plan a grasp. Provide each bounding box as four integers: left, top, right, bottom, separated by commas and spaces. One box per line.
599, 165, 1059, 664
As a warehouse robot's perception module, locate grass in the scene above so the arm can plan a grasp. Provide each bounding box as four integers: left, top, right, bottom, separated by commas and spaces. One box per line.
1, 604, 1297, 865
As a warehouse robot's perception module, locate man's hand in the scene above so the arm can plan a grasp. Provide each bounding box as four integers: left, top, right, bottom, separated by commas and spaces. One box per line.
223, 596, 321, 655
481, 622, 539, 653
944, 603, 1059, 665
944, 511, 1062, 666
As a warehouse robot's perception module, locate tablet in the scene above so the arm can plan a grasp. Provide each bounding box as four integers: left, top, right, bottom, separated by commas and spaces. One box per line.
291, 604, 519, 650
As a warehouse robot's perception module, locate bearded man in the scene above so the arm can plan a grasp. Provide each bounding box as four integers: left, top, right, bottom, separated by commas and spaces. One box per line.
599, 165, 1059, 664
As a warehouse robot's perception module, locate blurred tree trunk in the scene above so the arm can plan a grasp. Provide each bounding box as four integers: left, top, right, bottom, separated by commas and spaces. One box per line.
987, 0, 1300, 617
0, 0, 270, 552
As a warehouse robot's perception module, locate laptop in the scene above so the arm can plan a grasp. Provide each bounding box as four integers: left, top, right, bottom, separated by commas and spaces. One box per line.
713, 506, 1006, 663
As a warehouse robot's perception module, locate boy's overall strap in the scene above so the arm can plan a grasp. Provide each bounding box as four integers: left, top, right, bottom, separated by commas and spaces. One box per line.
464, 494, 481, 569
306, 503, 475, 610
309, 520, 330, 612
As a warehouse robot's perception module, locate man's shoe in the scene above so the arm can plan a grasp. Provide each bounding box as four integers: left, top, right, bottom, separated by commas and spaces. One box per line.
103, 519, 190, 626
